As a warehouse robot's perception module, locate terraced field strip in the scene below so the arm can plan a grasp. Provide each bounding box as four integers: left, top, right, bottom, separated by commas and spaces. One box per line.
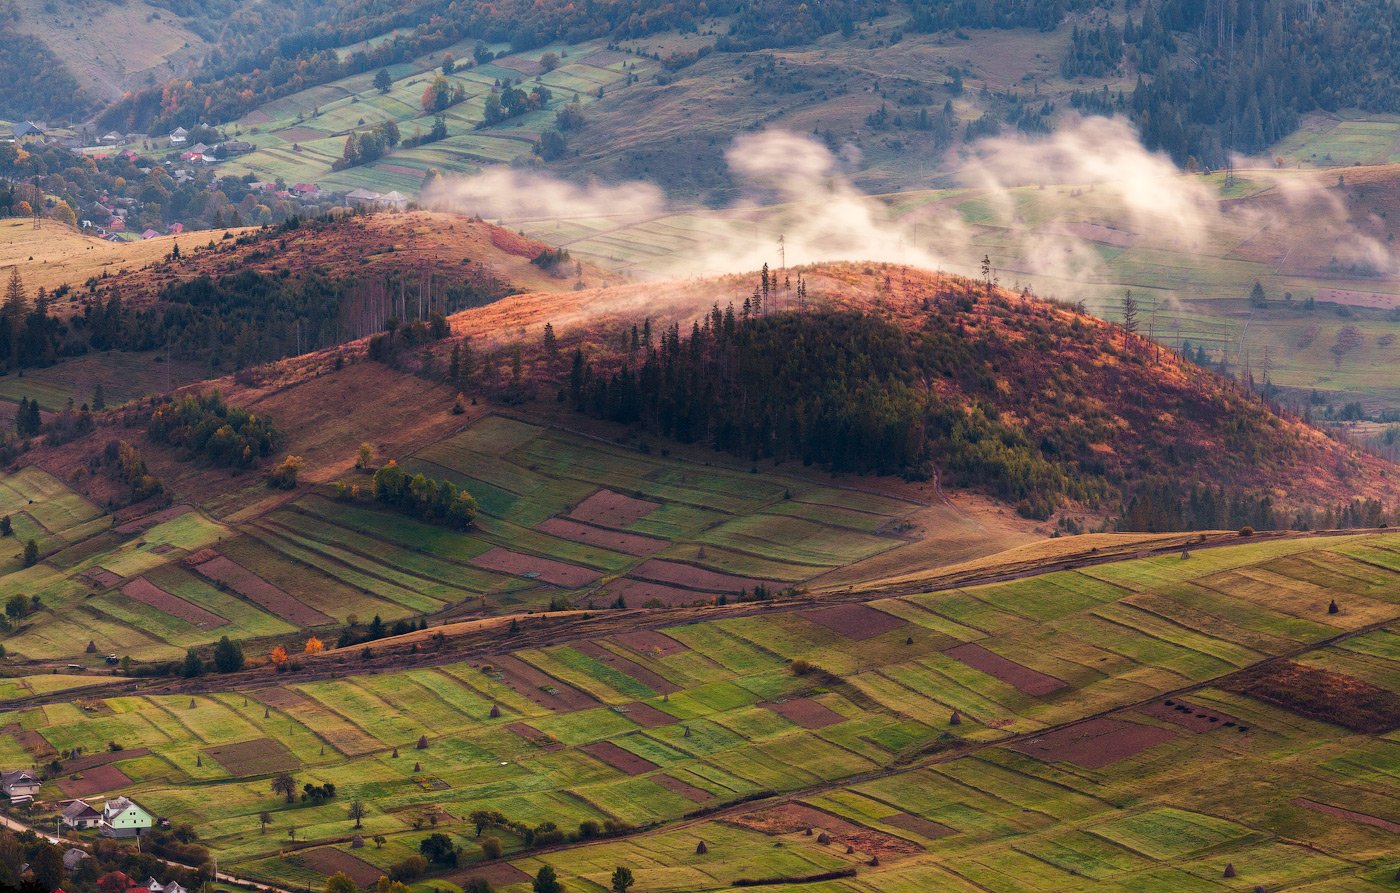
193, 554, 332, 627
945, 643, 1069, 696
120, 577, 228, 629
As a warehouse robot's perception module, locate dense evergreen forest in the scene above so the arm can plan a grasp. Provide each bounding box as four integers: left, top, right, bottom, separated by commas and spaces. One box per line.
567, 308, 1093, 519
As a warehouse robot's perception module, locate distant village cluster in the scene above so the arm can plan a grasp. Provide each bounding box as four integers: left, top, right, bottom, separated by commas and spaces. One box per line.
3, 120, 411, 241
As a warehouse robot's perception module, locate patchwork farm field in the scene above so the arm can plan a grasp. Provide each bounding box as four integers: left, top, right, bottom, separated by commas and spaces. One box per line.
5, 533, 1400, 890
0, 412, 936, 663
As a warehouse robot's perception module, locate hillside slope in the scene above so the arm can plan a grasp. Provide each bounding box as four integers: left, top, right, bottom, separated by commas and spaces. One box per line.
243, 261, 1399, 527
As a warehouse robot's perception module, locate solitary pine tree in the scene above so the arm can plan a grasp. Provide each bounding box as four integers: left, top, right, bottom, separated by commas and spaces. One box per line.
1120, 289, 1139, 349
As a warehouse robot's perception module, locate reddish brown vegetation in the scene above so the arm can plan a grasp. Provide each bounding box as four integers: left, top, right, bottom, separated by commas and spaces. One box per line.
801, 604, 907, 640
617, 702, 676, 728
1223, 661, 1400, 733
763, 698, 846, 729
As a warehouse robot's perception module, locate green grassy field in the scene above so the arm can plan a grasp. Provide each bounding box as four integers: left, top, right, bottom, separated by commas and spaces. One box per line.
4, 532, 1399, 890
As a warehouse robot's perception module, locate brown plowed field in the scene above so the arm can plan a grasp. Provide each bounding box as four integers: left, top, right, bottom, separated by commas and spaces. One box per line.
631, 559, 775, 594
300, 848, 383, 887
468, 547, 601, 588
1009, 718, 1176, 769
121, 577, 227, 629
652, 773, 712, 802
726, 803, 923, 859
618, 702, 675, 728
1138, 699, 1240, 733
946, 643, 1067, 696
488, 654, 596, 711
581, 740, 658, 774
607, 578, 715, 607
193, 555, 332, 627
202, 737, 300, 776
568, 490, 660, 528
55, 764, 131, 798
764, 698, 845, 729
1292, 797, 1400, 834
801, 604, 906, 639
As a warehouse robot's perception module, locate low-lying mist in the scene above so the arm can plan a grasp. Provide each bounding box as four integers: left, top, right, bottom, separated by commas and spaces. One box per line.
423, 116, 1395, 305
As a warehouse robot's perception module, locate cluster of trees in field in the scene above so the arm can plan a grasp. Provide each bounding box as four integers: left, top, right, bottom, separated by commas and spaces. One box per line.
336, 460, 479, 529
0, 140, 331, 234
146, 391, 278, 468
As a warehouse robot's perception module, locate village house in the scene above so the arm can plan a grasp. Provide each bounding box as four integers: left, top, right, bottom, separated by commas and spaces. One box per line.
380, 190, 409, 211
100, 131, 125, 145
145, 877, 187, 893
12, 122, 46, 140
1, 769, 41, 802
62, 849, 88, 871
168, 127, 189, 146
61, 799, 102, 830
100, 796, 153, 838
345, 187, 382, 207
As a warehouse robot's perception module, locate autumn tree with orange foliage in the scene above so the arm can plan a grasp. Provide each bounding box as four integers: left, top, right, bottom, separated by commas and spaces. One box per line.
269, 645, 288, 668
304, 637, 324, 655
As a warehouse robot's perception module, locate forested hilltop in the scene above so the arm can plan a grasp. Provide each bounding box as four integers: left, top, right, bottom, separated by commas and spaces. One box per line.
332, 262, 1400, 533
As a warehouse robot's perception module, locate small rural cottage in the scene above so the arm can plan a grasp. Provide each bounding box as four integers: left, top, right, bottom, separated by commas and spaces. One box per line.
1, 769, 41, 801
62, 799, 102, 830
168, 128, 189, 146
100, 797, 153, 837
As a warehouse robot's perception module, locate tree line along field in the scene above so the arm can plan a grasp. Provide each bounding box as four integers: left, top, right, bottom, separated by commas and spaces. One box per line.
2, 532, 1400, 890
0, 414, 924, 663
